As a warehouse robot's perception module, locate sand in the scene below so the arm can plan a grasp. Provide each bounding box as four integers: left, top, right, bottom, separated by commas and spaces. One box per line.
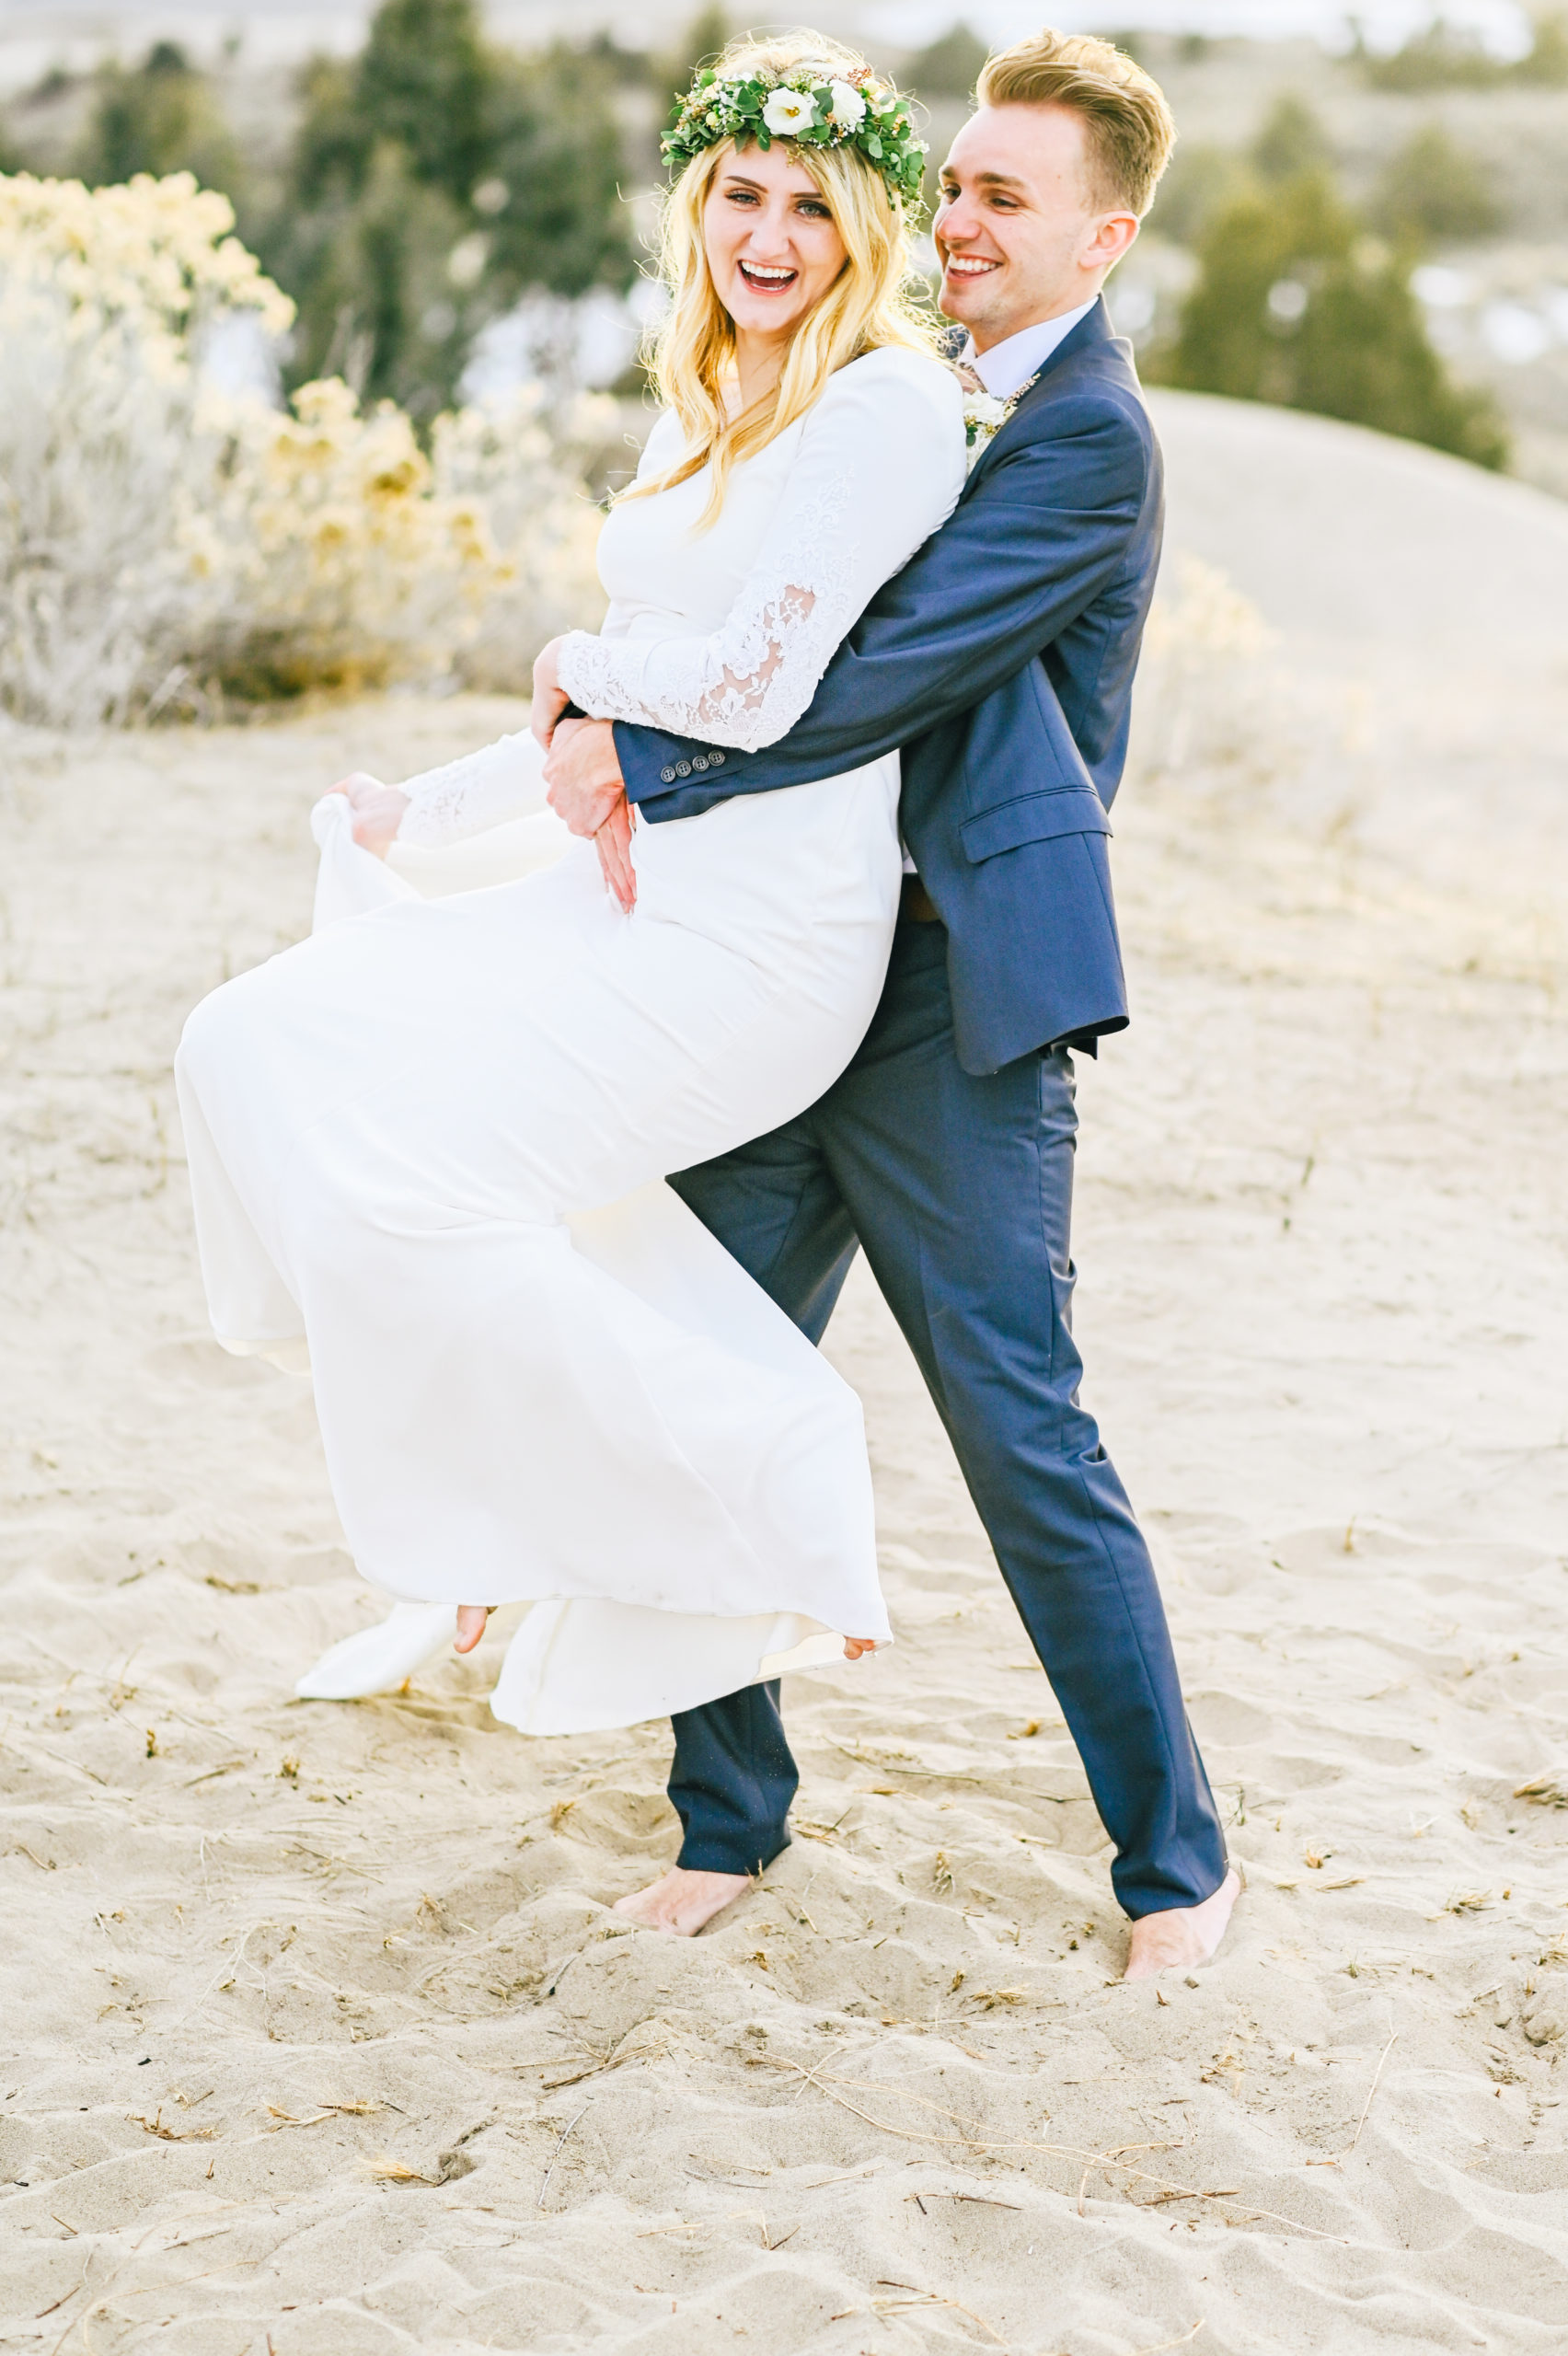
3, 391, 1567, 2354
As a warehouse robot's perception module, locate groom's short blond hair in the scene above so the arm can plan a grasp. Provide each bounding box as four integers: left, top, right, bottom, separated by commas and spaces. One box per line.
978, 29, 1176, 218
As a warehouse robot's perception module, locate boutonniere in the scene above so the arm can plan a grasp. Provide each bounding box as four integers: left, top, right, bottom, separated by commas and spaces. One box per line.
961, 372, 1040, 472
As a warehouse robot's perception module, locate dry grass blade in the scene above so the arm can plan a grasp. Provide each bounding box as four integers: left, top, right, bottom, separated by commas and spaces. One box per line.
364, 2153, 435, 2184
766, 2060, 1345, 2244
266, 2096, 384, 2130
833, 1741, 990, 1788
906, 2191, 1021, 2212
1308, 2029, 1398, 2165
128, 2109, 216, 2142
1346, 2029, 1398, 2154
1125, 2327, 1205, 2356
541, 2014, 670, 2091
874, 2281, 1007, 2346
537, 2102, 591, 2209
1514, 1774, 1566, 1808
34, 2269, 86, 2320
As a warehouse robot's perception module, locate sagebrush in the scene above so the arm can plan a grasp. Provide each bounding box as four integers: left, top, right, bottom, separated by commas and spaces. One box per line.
0, 169, 607, 728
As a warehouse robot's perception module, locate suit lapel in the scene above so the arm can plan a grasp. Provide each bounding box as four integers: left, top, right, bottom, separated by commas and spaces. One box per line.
959, 297, 1121, 497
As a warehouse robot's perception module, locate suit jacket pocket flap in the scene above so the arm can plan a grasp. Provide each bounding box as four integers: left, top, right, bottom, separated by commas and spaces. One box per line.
960, 790, 1112, 863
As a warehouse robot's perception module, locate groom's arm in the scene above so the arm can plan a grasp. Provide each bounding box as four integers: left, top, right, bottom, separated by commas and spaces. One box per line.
615, 396, 1150, 820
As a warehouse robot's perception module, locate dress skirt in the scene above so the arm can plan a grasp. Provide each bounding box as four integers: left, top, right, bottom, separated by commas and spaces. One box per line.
174, 740, 903, 1732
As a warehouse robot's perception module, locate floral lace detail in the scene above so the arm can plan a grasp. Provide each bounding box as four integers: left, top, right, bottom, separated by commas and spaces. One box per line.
558, 473, 867, 756
397, 729, 538, 849
392, 352, 964, 841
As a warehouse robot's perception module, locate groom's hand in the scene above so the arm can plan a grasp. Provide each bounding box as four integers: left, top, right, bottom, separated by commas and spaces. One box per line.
544, 717, 626, 834
546, 719, 637, 911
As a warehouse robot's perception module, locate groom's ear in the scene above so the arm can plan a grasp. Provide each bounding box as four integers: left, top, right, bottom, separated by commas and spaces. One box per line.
1088, 209, 1141, 271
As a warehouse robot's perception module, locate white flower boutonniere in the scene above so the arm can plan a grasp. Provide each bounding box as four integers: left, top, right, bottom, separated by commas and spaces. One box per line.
962, 373, 1041, 472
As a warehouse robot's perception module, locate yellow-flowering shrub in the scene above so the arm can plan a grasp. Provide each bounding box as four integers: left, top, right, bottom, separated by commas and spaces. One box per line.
0, 171, 291, 724
1131, 554, 1281, 785
433, 385, 609, 695
215, 379, 506, 699
0, 170, 607, 726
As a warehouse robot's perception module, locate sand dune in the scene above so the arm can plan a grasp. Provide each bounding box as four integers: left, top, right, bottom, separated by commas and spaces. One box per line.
2, 395, 1566, 2352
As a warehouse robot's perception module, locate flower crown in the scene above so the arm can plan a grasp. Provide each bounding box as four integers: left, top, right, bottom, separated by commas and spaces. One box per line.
662, 63, 928, 210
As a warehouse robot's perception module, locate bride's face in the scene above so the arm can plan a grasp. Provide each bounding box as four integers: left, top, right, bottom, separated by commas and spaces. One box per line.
703, 144, 848, 344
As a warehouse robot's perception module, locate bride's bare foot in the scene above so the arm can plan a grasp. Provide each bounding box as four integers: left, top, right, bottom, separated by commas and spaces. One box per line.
1123, 1865, 1241, 1981
613, 1866, 752, 1937
454, 1605, 493, 1656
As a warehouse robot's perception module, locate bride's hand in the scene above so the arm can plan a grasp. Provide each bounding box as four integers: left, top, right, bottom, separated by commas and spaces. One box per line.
530, 637, 571, 747
329, 771, 409, 860
594, 791, 638, 914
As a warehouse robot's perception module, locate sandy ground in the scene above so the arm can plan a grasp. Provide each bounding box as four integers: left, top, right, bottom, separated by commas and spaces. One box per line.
3, 392, 1568, 2354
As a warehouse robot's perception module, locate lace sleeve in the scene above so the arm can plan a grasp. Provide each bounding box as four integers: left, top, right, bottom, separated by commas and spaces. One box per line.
557, 352, 965, 756
394, 728, 540, 849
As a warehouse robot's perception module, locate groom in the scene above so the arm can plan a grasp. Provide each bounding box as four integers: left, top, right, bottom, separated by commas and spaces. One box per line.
546, 29, 1238, 1978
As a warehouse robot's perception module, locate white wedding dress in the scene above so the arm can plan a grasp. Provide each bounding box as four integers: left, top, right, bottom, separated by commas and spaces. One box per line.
175, 346, 964, 1734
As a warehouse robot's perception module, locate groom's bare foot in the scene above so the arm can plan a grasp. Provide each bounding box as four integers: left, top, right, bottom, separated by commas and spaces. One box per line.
614, 1866, 752, 1937
454, 1605, 493, 1656
1123, 1865, 1241, 1981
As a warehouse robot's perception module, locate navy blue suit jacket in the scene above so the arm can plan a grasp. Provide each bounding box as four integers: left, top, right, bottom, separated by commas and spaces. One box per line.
611, 299, 1162, 1076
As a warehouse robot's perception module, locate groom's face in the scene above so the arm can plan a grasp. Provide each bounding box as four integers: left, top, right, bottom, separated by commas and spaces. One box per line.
935, 103, 1139, 352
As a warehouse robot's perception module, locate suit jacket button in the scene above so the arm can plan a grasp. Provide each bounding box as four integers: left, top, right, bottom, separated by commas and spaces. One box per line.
674, 760, 692, 777
659, 766, 676, 783
710, 749, 726, 765
691, 754, 709, 772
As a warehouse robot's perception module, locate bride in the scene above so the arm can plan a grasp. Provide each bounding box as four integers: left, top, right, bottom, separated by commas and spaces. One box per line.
175, 34, 963, 1744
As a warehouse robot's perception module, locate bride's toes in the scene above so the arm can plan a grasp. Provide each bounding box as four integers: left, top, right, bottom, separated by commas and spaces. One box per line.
453, 1604, 494, 1656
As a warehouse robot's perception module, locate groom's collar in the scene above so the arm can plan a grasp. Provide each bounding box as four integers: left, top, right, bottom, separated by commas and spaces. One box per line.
939, 292, 1115, 383
958, 298, 1098, 396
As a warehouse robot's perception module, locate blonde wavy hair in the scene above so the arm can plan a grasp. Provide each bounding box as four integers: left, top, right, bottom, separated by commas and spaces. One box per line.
629, 32, 936, 528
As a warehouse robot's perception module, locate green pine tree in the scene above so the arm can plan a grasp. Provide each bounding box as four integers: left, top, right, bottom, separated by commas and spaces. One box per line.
281, 143, 474, 420
353, 0, 490, 207
905, 24, 991, 99
74, 41, 245, 205
1251, 93, 1331, 185
1147, 141, 1253, 247
658, 7, 731, 115
1372, 123, 1504, 246
1361, 19, 1502, 91
265, 0, 633, 418
1151, 171, 1508, 471
483, 46, 632, 303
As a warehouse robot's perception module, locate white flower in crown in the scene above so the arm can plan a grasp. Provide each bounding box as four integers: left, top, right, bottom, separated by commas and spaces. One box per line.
763, 87, 819, 135
828, 80, 868, 130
